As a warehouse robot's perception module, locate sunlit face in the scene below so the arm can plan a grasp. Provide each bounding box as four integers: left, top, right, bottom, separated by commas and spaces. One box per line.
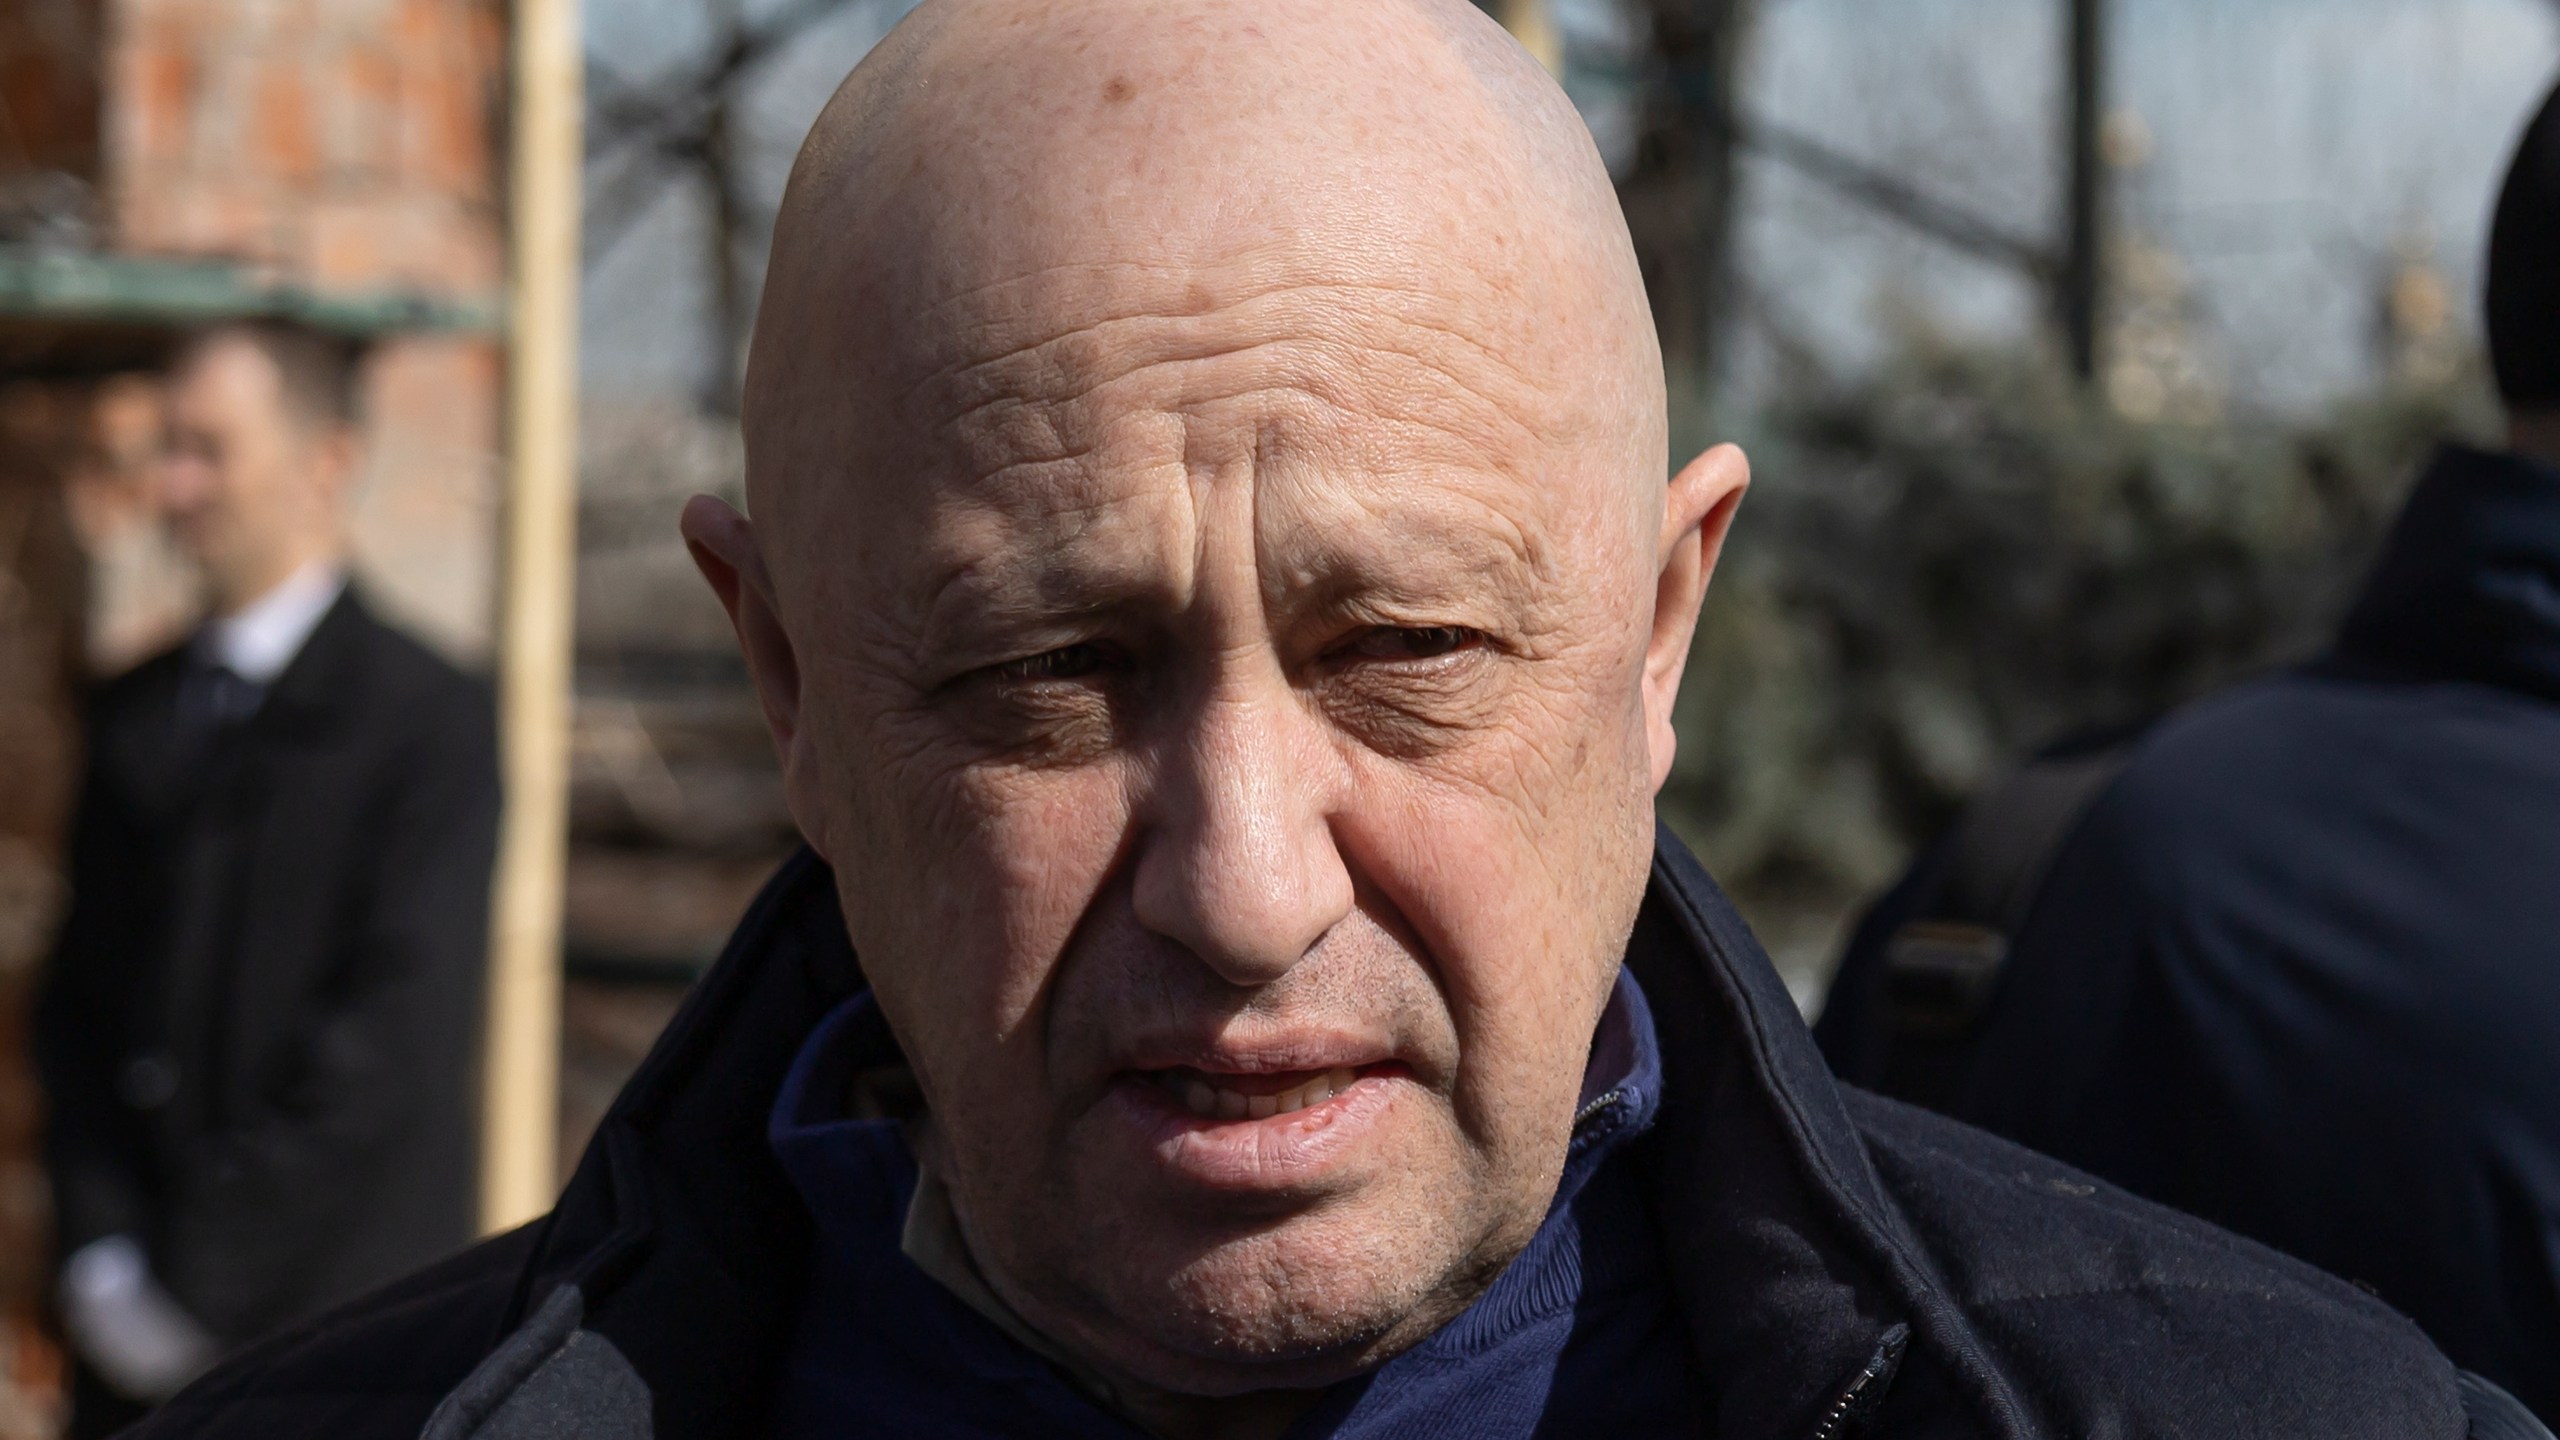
707, 0, 1741, 1403
761, 251, 1675, 1395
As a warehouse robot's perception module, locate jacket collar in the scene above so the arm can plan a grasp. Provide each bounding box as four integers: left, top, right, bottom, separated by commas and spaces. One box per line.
1625, 828, 2010, 1436
237, 587, 377, 742
512, 829, 1990, 1437
2337, 443, 2560, 702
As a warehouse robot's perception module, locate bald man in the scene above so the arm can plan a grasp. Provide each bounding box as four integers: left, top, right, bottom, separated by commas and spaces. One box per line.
129, 4, 2538, 1439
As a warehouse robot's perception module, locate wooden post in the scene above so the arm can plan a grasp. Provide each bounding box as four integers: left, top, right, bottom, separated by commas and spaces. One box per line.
483, 0, 581, 1233
1496, 0, 1564, 76
2059, 0, 2106, 380
1619, 0, 1755, 427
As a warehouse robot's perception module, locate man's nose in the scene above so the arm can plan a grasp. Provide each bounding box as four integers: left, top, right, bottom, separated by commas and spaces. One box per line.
1130, 685, 1356, 988
159, 455, 212, 512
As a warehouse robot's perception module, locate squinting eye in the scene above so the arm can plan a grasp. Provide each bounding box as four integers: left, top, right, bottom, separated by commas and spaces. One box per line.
992, 643, 1110, 682
1341, 626, 1481, 662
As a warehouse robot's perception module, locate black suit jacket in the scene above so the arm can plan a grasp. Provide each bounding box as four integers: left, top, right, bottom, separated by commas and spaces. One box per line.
36, 588, 500, 1346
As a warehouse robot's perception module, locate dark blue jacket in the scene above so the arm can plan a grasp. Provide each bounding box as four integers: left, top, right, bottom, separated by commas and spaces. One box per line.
131, 828, 2521, 1439
1822, 444, 2560, 1424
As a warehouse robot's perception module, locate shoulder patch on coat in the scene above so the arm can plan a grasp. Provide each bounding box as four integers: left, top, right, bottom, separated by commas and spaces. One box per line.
420, 1285, 651, 1440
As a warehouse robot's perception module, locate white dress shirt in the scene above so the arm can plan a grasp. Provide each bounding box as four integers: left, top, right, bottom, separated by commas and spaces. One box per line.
198, 561, 347, 684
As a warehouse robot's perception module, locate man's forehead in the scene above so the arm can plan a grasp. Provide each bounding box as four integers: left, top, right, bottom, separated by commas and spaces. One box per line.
825, 345, 1572, 537
899, 239, 1517, 363
180, 336, 273, 391
818, 85, 1586, 397
787, 223, 1631, 598
758, 7, 1626, 355
744, 0, 1663, 593
882, 453, 1571, 653
889, 264, 1561, 460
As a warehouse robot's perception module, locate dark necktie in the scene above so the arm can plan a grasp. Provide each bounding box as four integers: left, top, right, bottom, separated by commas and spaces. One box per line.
178, 659, 266, 739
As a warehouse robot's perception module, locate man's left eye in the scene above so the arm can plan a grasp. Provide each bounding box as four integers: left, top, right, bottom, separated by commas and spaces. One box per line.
1338, 626, 1482, 662
991, 643, 1112, 682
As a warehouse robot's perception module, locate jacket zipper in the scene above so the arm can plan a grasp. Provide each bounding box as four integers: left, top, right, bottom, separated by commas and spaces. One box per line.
1808, 1323, 1910, 1440
1571, 1088, 1623, 1131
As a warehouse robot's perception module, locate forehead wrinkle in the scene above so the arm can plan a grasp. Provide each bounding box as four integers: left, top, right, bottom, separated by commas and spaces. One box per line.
912, 317, 1593, 621
1258, 510, 1550, 635
895, 258, 1245, 376
898, 273, 1560, 440
897, 247, 1528, 360
1258, 448, 1554, 583
910, 298, 1577, 507
934, 357, 1554, 504
909, 478, 1198, 656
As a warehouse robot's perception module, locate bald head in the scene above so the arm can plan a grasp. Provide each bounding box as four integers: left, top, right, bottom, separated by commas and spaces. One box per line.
691, 2, 1744, 1421
742, 0, 1661, 573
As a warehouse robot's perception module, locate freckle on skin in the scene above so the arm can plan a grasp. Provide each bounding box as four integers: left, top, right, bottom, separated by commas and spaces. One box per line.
1104, 76, 1135, 103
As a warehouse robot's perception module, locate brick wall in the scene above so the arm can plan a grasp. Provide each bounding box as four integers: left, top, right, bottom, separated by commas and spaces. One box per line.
107, 0, 504, 297
106, 0, 510, 660
0, 0, 101, 186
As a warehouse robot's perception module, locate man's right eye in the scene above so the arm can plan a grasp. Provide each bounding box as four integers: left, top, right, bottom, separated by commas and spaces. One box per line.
954, 643, 1129, 764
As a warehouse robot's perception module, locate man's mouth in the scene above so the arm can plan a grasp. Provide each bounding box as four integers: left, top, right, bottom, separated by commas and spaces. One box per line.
1144, 1065, 1375, 1121
1105, 1057, 1410, 1191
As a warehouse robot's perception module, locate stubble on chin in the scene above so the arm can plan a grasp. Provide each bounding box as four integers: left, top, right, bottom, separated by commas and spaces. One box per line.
942, 1110, 1555, 1396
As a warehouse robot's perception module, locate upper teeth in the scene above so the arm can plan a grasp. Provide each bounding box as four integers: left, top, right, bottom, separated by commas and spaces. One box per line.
1170, 1066, 1361, 1121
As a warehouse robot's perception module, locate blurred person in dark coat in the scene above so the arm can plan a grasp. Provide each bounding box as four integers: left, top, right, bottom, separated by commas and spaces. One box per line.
1819, 79, 2560, 1423
36, 322, 500, 1438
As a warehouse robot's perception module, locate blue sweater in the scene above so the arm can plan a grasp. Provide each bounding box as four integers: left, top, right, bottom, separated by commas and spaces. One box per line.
766, 970, 1699, 1438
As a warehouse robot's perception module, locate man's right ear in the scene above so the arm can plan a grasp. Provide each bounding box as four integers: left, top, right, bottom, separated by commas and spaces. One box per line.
679, 495, 829, 860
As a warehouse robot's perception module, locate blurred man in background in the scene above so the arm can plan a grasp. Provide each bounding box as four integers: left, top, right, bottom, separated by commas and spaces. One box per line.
35, 322, 500, 1437
1820, 79, 2560, 1422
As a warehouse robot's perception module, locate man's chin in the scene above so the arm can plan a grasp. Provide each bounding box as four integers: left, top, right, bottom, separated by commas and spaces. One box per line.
1046, 1289, 1414, 1399
966, 1094, 1533, 1396
1015, 1203, 1509, 1398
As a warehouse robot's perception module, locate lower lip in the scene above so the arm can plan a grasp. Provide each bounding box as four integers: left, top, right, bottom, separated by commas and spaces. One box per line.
1104, 1069, 1405, 1193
